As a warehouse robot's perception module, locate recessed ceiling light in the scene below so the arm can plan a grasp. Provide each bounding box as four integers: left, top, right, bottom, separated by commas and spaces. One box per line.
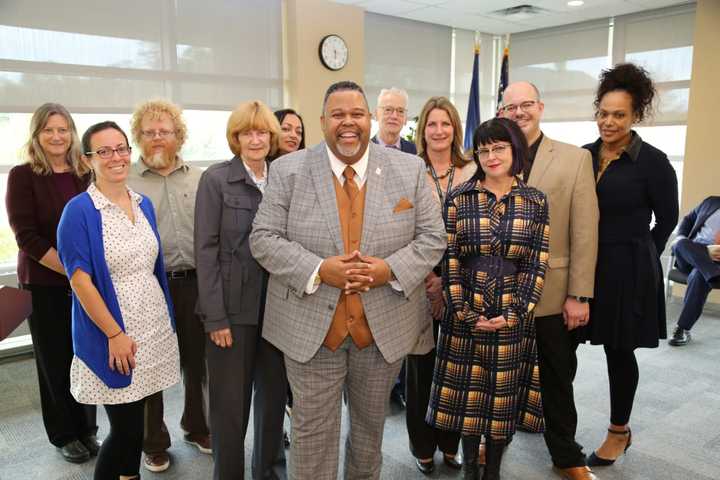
568, 0, 584, 6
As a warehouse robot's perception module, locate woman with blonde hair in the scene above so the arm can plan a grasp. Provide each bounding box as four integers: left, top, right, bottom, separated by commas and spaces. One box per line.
195, 100, 288, 479
405, 96, 476, 475
6, 103, 97, 463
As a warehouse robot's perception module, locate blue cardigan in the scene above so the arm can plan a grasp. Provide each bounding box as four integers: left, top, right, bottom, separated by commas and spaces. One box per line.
57, 190, 175, 388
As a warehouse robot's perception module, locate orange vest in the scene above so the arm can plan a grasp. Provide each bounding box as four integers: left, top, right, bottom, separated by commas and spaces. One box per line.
322, 174, 374, 350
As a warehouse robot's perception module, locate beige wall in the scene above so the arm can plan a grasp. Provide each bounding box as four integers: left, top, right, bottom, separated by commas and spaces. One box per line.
681, 0, 720, 216
284, 0, 365, 145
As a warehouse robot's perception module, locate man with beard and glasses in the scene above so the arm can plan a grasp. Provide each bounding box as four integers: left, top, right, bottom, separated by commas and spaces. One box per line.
249, 81, 446, 480
127, 99, 210, 473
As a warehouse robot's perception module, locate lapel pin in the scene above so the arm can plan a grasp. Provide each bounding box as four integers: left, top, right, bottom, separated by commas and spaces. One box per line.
375, 167, 382, 175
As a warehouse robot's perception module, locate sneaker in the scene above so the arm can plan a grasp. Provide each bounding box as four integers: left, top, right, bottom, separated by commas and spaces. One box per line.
184, 433, 212, 454
668, 325, 692, 346
144, 451, 170, 472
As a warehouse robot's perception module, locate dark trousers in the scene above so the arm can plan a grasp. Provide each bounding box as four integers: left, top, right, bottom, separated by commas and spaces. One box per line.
406, 320, 460, 459
673, 238, 720, 330
535, 314, 585, 468
604, 346, 638, 426
143, 273, 209, 454
391, 360, 406, 399
206, 325, 287, 480
24, 284, 97, 447
95, 399, 145, 479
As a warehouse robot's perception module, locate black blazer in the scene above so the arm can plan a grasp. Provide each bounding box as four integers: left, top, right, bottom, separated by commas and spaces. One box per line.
371, 135, 417, 155
677, 196, 720, 241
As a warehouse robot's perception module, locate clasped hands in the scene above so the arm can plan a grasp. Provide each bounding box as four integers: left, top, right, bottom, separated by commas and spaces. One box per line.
319, 250, 391, 295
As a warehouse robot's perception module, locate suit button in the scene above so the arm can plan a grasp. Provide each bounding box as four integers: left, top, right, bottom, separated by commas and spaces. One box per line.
348, 316, 354, 322
351, 212, 357, 218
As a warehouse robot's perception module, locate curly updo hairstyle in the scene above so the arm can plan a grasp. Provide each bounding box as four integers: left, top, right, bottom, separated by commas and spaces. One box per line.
594, 63, 656, 123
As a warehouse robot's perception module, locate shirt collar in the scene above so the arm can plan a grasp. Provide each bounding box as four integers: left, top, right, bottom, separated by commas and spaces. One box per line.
588, 130, 643, 163
87, 182, 142, 210
135, 154, 187, 176
326, 144, 369, 186
242, 159, 268, 187
376, 134, 401, 149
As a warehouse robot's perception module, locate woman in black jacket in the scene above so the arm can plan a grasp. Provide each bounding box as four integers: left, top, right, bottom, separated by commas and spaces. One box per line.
581, 63, 678, 467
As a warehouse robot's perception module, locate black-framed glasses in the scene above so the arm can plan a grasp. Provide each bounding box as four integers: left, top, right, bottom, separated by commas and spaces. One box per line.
85, 145, 132, 159
476, 144, 510, 159
501, 100, 537, 114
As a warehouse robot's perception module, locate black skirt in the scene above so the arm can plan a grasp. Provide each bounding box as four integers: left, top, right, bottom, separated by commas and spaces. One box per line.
578, 236, 666, 349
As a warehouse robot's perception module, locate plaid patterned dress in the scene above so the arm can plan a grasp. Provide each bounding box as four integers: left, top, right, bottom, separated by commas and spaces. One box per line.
426, 177, 549, 439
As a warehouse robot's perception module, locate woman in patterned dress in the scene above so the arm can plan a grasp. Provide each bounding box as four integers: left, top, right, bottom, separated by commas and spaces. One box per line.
427, 117, 550, 480
57, 121, 180, 480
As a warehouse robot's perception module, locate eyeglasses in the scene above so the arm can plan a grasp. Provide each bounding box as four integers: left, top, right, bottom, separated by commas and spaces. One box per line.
501, 101, 537, 114
476, 144, 510, 159
380, 106, 407, 116
85, 145, 132, 159
141, 129, 176, 139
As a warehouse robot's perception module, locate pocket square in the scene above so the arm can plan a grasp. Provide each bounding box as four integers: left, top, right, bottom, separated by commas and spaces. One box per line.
393, 197, 414, 213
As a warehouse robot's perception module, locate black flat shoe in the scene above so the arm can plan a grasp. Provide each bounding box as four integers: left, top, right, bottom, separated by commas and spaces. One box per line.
80, 435, 101, 456
587, 428, 632, 467
57, 439, 90, 464
415, 458, 435, 475
443, 453, 462, 469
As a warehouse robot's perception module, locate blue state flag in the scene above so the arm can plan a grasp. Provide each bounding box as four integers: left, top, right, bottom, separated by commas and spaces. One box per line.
464, 44, 481, 151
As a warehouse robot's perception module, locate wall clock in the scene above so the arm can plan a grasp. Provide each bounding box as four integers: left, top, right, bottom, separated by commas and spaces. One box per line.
319, 34, 348, 71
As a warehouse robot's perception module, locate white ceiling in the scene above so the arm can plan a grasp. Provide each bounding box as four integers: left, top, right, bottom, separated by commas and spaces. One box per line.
332, 0, 694, 34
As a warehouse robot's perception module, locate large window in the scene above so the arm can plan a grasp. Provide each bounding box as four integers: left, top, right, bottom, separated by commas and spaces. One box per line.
513, 4, 694, 209
0, 0, 280, 273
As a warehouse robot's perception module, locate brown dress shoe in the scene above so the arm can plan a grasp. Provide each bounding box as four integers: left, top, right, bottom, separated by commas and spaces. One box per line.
554, 465, 598, 480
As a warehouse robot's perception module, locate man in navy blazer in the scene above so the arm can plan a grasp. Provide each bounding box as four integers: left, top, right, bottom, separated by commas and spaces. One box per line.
371, 87, 417, 155
669, 195, 720, 346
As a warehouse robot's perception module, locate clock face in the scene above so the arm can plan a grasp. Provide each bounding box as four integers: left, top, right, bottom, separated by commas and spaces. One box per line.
319, 34, 348, 71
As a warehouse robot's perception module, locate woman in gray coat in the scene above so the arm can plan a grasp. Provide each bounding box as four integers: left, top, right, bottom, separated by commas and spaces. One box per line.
194, 100, 287, 480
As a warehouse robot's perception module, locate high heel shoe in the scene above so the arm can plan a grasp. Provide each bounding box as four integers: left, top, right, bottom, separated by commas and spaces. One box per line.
587, 428, 632, 466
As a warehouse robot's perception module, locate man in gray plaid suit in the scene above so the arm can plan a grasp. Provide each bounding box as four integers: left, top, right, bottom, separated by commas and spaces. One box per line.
250, 81, 446, 480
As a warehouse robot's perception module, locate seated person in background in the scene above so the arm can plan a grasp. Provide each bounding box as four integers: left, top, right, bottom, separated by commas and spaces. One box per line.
669, 195, 720, 346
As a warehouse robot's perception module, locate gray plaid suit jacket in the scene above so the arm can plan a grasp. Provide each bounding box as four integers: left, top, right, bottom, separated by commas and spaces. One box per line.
250, 141, 446, 363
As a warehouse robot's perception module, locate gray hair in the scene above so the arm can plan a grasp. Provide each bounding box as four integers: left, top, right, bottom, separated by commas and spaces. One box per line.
377, 87, 409, 108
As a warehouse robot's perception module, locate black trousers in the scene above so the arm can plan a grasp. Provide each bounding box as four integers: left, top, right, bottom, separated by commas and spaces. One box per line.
406, 321, 460, 459
206, 325, 287, 480
144, 273, 209, 454
535, 314, 585, 469
23, 284, 97, 447
95, 398, 145, 479
604, 346, 638, 426
673, 238, 720, 330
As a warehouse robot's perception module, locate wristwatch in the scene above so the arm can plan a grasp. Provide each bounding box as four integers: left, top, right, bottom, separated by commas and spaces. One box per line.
570, 295, 590, 303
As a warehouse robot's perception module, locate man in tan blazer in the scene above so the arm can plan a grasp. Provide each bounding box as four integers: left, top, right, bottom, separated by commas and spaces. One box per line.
500, 82, 599, 480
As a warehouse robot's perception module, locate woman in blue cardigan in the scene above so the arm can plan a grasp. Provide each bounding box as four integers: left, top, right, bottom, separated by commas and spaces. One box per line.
58, 121, 180, 480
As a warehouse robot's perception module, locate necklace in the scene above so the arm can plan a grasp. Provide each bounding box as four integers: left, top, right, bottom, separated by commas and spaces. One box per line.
433, 164, 454, 179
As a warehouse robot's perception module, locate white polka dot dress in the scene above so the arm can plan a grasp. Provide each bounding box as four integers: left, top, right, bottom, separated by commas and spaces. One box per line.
70, 184, 180, 405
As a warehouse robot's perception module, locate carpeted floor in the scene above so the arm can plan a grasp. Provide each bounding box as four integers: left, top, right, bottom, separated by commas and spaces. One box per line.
1, 301, 719, 480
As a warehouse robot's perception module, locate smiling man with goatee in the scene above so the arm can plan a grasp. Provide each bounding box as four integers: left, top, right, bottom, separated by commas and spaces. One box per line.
126, 99, 211, 473
250, 81, 446, 480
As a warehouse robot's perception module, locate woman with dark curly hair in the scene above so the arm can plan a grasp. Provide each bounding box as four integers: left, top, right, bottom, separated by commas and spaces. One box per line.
581, 63, 678, 467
